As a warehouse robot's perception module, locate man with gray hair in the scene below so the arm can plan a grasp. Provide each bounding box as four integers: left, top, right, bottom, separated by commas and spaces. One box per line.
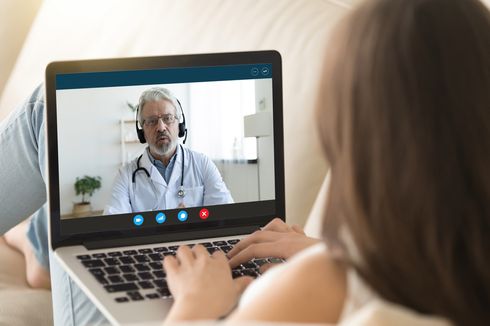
105, 87, 233, 214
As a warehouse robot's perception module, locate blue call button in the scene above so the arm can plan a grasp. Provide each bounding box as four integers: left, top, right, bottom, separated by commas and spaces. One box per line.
177, 210, 188, 222
155, 212, 166, 224
133, 215, 144, 226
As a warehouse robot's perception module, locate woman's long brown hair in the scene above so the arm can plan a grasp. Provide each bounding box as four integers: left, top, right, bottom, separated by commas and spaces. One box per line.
318, 0, 490, 324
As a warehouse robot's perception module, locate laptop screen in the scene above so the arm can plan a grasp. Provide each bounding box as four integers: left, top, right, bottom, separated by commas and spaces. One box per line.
46, 51, 284, 247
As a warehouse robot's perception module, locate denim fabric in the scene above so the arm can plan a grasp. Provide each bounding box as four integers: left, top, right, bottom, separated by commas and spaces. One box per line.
0, 85, 107, 325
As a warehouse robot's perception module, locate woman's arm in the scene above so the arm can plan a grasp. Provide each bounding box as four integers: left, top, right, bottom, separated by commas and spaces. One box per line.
163, 242, 347, 324
228, 244, 347, 324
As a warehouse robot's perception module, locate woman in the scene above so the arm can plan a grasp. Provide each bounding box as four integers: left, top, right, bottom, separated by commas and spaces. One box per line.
163, 0, 490, 324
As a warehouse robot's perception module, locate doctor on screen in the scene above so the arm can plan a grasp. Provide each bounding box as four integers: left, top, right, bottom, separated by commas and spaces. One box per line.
104, 87, 233, 214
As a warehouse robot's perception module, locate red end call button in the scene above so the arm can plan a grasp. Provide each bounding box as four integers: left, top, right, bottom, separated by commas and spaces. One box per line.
199, 208, 210, 220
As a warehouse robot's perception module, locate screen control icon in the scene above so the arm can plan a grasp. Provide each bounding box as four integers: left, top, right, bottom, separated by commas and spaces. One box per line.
133, 215, 144, 226
155, 212, 166, 224
199, 208, 210, 220
177, 210, 188, 222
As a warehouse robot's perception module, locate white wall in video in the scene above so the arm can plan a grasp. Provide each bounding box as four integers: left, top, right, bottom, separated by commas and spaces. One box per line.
56, 79, 274, 218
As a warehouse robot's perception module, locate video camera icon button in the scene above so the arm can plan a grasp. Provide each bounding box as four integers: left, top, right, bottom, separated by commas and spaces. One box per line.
133, 215, 144, 226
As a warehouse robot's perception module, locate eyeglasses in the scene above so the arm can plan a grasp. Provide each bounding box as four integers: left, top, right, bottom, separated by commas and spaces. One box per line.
143, 114, 178, 127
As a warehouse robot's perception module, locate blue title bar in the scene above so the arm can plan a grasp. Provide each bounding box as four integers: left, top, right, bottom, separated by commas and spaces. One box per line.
56, 63, 272, 90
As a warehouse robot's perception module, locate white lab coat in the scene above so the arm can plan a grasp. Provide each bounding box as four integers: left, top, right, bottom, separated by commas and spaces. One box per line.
104, 146, 233, 214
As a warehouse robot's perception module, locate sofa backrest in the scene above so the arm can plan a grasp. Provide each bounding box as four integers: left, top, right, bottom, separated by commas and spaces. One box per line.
0, 0, 358, 226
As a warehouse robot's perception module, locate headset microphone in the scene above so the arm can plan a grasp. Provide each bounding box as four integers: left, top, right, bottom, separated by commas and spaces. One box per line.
135, 105, 146, 143
176, 99, 188, 144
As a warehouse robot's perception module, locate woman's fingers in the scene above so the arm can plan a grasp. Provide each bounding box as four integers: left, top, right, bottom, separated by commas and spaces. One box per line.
228, 241, 284, 268
291, 224, 306, 235
211, 249, 226, 259
261, 217, 289, 232
163, 255, 179, 275
192, 244, 209, 258
176, 245, 195, 266
227, 230, 282, 259
227, 219, 291, 259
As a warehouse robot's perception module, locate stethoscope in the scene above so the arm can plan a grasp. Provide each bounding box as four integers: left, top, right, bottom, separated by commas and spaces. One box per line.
131, 145, 186, 208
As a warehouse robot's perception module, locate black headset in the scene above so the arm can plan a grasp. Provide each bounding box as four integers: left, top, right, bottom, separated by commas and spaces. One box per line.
135, 98, 187, 144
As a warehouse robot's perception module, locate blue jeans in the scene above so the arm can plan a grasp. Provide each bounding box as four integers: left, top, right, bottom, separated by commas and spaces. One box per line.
0, 85, 107, 325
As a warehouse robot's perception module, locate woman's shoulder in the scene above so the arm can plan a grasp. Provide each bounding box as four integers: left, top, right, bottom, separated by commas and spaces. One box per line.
241, 243, 337, 299
288, 242, 330, 263
285, 243, 347, 303
278, 243, 340, 284
233, 243, 346, 324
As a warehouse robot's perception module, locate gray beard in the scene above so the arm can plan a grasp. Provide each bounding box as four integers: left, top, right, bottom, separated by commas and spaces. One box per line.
150, 138, 178, 157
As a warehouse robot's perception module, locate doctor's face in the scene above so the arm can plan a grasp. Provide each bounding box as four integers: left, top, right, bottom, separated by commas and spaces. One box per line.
141, 99, 179, 158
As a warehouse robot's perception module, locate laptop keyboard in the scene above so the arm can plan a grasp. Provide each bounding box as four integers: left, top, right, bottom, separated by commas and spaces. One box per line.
76, 239, 283, 303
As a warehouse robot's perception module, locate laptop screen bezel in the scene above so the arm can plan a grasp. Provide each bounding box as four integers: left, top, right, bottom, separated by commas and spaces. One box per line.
45, 50, 284, 250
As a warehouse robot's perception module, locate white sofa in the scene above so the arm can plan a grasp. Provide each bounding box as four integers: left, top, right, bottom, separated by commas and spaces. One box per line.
0, 0, 355, 324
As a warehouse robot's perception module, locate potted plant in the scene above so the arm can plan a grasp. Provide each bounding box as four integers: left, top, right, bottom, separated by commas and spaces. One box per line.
73, 175, 102, 217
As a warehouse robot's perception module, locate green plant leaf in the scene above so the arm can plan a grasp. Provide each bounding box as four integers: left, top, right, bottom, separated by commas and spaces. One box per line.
74, 175, 102, 203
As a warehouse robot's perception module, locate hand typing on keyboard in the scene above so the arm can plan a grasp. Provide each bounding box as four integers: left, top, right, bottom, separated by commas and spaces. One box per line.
78, 220, 319, 309
227, 218, 321, 273
162, 218, 320, 322
164, 244, 253, 322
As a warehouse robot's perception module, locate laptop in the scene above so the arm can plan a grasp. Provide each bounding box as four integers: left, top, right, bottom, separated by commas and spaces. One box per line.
45, 50, 284, 325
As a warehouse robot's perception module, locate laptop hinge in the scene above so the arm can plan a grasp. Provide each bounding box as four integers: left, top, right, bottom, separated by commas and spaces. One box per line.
83, 226, 259, 250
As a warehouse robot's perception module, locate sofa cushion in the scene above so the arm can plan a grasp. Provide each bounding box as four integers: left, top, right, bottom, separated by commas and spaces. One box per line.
0, 238, 52, 326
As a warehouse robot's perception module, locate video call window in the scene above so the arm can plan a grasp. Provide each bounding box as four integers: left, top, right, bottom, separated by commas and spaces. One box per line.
56, 78, 275, 219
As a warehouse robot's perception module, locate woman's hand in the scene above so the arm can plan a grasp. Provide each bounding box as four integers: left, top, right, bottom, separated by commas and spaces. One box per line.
227, 218, 321, 272
164, 244, 252, 322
